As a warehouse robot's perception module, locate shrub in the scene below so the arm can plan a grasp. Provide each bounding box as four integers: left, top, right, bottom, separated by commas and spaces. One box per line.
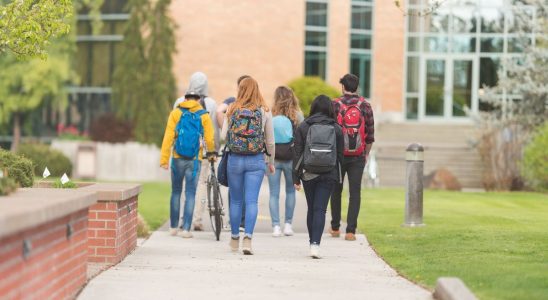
287, 76, 340, 116
0, 149, 34, 187
57, 124, 90, 141
90, 113, 134, 143
0, 178, 18, 196
51, 179, 77, 189
17, 144, 72, 177
522, 122, 548, 192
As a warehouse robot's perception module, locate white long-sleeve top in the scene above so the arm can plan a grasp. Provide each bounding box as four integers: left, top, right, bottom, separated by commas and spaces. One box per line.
221, 107, 275, 165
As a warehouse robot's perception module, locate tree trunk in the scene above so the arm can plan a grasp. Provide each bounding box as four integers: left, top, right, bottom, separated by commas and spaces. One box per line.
10, 112, 21, 153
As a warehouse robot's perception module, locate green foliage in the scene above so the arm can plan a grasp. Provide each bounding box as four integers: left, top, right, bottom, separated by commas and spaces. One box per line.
347, 188, 548, 300
0, 0, 72, 59
112, 0, 176, 147
287, 77, 340, 116
0, 148, 34, 187
17, 143, 72, 177
0, 39, 78, 151
51, 179, 77, 188
522, 122, 548, 191
0, 47, 76, 120
0, 177, 17, 196
57, 133, 91, 141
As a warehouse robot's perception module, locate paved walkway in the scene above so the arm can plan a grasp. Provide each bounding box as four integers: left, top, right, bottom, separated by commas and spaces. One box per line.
79, 180, 432, 300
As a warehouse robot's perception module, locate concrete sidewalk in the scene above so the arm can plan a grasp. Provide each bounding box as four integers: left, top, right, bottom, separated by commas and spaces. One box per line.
79, 179, 432, 300
79, 231, 431, 300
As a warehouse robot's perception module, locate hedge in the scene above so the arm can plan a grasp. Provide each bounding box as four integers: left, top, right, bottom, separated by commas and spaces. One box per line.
0, 149, 34, 188
17, 143, 72, 177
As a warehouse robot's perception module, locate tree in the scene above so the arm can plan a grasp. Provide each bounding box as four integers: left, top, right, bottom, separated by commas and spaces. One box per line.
0, 0, 72, 59
0, 43, 77, 151
476, 0, 547, 190
0, 0, 103, 152
112, 0, 176, 146
394, 0, 448, 16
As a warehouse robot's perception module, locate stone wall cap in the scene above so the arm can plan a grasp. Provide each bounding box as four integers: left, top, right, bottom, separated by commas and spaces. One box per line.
79, 183, 142, 202
0, 189, 98, 239
434, 277, 478, 300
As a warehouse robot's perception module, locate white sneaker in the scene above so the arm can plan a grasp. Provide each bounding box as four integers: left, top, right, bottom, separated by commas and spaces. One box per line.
283, 223, 294, 236
169, 228, 178, 236
181, 230, 193, 238
272, 225, 282, 237
310, 244, 321, 259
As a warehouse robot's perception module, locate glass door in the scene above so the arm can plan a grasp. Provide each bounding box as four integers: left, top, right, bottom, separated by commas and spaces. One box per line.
420, 56, 477, 120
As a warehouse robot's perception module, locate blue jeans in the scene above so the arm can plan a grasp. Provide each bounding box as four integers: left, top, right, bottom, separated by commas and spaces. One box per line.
227, 153, 265, 238
170, 158, 201, 230
267, 160, 296, 227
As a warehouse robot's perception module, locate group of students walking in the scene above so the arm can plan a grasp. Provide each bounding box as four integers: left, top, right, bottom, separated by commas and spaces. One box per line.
160, 72, 374, 259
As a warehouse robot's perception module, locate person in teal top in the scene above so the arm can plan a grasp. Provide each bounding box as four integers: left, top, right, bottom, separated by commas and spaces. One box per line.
268, 86, 304, 237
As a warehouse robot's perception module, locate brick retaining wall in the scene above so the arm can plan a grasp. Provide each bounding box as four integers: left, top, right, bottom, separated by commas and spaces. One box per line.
0, 209, 89, 300
88, 196, 138, 265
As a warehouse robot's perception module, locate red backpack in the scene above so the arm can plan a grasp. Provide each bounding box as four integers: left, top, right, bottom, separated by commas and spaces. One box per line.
335, 96, 367, 157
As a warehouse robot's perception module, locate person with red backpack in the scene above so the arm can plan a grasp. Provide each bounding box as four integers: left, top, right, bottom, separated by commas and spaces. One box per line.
330, 73, 375, 241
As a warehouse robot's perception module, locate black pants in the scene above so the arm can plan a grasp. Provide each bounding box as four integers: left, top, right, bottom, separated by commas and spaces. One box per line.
303, 176, 335, 245
330, 156, 366, 233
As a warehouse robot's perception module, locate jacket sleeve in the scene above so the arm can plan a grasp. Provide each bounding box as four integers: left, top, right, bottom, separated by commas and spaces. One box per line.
201, 113, 215, 154
335, 124, 344, 183
220, 116, 229, 143
264, 111, 275, 165
292, 123, 305, 185
160, 111, 177, 166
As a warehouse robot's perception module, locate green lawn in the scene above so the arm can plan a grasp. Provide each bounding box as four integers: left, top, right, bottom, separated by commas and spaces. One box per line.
138, 182, 170, 231
346, 188, 548, 300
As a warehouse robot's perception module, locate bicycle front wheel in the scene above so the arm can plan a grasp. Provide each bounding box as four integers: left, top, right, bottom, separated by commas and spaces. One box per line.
209, 176, 223, 241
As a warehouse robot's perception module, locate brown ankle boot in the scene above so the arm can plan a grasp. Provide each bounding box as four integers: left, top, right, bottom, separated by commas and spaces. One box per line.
242, 237, 253, 255
229, 237, 239, 251
345, 233, 356, 241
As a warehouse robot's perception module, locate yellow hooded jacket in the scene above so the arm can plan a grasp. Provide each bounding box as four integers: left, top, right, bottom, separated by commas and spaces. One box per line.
160, 100, 215, 166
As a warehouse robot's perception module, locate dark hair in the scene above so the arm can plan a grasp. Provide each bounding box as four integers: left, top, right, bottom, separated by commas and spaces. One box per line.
309, 95, 335, 119
339, 74, 359, 93
185, 95, 201, 100
237, 75, 250, 86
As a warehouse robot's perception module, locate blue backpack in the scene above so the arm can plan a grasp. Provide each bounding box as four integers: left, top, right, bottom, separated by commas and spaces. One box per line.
174, 107, 207, 161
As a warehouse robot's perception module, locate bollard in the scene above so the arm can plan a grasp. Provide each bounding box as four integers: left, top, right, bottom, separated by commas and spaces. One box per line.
403, 143, 425, 227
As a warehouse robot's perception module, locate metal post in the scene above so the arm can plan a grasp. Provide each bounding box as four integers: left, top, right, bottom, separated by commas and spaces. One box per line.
403, 143, 425, 227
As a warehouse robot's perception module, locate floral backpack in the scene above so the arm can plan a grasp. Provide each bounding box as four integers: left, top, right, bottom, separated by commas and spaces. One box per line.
227, 108, 265, 154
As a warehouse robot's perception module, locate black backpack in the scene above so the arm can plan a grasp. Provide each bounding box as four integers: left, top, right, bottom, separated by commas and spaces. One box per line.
303, 124, 337, 173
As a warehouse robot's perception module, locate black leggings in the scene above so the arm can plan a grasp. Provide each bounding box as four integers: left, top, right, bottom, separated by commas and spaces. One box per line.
303, 176, 335, 245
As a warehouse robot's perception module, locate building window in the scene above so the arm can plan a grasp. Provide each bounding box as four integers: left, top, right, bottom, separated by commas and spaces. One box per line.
403, 0, 537, 120
349, 0, 374, 98
67, 1, 129, 132
304, 0, 328, 79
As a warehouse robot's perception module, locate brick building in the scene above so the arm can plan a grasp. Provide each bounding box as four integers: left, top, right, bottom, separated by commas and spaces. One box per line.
38, 0, 542, 187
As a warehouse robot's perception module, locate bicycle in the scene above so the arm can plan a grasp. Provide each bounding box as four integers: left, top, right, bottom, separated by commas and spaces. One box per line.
205, 156, 225, 241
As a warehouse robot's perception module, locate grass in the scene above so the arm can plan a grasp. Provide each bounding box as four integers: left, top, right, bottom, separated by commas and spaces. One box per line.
137, 182, 170, 231
344, 188, 548, 300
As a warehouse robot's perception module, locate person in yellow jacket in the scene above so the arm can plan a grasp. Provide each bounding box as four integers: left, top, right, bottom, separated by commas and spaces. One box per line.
160, 91, 215, 238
